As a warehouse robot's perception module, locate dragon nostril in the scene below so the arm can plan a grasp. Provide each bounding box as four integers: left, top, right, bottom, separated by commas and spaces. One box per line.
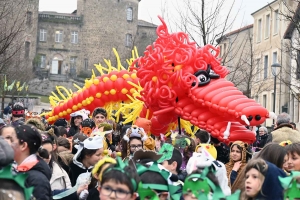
255, 115, 261, 121
247, 115, 253, 121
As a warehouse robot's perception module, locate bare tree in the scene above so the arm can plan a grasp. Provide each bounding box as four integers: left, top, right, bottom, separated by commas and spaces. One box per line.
162, 0, 240, 47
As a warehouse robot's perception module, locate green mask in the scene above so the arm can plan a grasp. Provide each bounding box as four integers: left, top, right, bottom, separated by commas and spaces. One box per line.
157, 143, 174, 163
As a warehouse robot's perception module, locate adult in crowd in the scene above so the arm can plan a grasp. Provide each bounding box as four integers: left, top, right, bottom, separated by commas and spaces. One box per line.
266, 112, 300, 143
211, 136, 230, 164
10, 102, 25, 127
253, 126, 269, 152
0, 125, 15, 145
11, 125, 52, 200
68, 109, 89, 137
3, 102, 12, 121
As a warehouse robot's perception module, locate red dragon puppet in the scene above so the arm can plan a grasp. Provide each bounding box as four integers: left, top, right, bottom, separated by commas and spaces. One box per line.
44, 16, 274, 144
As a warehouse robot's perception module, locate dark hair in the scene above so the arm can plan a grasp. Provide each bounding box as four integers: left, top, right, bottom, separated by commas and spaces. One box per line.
54, 118, 68, 128
167, 147, 183, 173
285, 143, 300, 156
255, 143, 286, 168
210, 136, 220, 145
195, 130, 210, 143
78, 148, 98, 162
0, 179, 25, 200
92, 107, 107, 118
46, 125, 60, 137
140, 171, 168, 192
57, 126, 68, 137
57, 137, 71, 150
101, 165, 139, 194
290, 122, 296, 129
14, 125, 42, 155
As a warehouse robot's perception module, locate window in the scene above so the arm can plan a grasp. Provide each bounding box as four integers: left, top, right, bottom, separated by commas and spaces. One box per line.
39, 29, 47, 42
264, 55, 268, 79
40, 55, 46, 68
71, 31, 78, 44
255, 96, 259, 103
55, 30, 63, 43
126, 7, 133, 21
257, 19, 262, 42
26, 11, 32, 25
256, 59, 261, 80
219, 45, 223, 57
265, 14, 270, 38
296, 50, 300, 79
224, 43, 227, 55
25, 42, 30, 58
263, 94, 267, 108
125, 33, 132, 47
274, 10, 279, 35
84, 58, 88, 70
70, 57, 77, 68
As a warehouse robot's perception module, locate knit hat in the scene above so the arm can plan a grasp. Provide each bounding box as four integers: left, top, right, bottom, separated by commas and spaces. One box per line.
0, 136, 14, 167
12, 102, 25, 117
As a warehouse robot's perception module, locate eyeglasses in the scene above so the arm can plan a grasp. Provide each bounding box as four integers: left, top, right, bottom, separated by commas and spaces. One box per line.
130, 144, 143, 150
101, 185, 131, 199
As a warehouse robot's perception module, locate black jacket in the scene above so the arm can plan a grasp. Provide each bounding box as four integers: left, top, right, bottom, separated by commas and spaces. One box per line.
25, 156, 52, 200
253, 134, 269, 152
69, 162, 91, 186
67, 126, 79, 137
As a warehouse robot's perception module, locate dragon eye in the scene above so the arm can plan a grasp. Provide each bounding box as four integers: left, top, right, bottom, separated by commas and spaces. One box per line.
197, 74, 208, 82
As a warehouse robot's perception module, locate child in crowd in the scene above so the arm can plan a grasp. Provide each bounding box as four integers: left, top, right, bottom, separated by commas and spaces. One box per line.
242, 158, 286, 200
285, 143, 300, 172
97, 157, 139, 200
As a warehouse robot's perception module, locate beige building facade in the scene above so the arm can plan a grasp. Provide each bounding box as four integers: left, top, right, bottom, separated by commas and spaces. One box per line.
251, 0, 296, 126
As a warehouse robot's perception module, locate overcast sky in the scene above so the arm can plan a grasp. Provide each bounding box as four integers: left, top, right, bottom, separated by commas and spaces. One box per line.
39, 0, 272, 32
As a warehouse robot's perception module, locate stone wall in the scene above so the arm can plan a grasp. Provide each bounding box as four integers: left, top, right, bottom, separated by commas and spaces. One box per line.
28, 78, 84, 96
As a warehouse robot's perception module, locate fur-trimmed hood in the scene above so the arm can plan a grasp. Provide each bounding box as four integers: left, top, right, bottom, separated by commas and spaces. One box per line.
271, 125, 300, 143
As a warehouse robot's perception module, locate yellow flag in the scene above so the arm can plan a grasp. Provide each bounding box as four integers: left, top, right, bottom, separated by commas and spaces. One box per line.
25, 85, 29, 91
16, 81, 20, 89
17, 82, 26, 92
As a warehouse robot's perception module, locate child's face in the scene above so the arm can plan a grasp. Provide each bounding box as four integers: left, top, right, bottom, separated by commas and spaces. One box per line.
98, 180, 135, 200
230, 145, 242, 162
183, 192, 198, 200
286, 152, 300, 171
245, 168, 263, 198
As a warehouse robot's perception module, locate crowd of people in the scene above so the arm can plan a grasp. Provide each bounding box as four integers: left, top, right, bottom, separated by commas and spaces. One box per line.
0, 102, 300, 200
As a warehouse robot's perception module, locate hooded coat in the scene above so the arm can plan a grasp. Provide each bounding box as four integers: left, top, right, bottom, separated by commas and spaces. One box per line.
255, 161, 286, 200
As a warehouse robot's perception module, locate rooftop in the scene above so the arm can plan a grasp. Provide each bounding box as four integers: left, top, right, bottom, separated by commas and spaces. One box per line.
138, 20, 158, 28
216, 24, 253, 43
251, 0, 277, 16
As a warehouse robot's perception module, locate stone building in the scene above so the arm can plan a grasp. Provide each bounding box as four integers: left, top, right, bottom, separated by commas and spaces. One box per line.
34, 0, 157, 82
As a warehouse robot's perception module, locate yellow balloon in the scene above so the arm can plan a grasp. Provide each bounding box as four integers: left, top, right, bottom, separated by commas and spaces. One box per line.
87, 100, 91, 104
89, 96, 94, 101
131, 73, 137, 79
122, 74, 130, 79
130, 88, 135, 93
93, 79, 100, 85
49, 112, 53, 117
59, 112, 63, 117
103, 77, 109, 82
96, 93, 102, 98
104, 91, 109, 95
110, 75, 117, 81
67, 109, 72, 114
77, 103, 82, 108
110, 89, 116, 95
72, 105, 78, 110
63, 111, 67, 116
121, 88, 128, 94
